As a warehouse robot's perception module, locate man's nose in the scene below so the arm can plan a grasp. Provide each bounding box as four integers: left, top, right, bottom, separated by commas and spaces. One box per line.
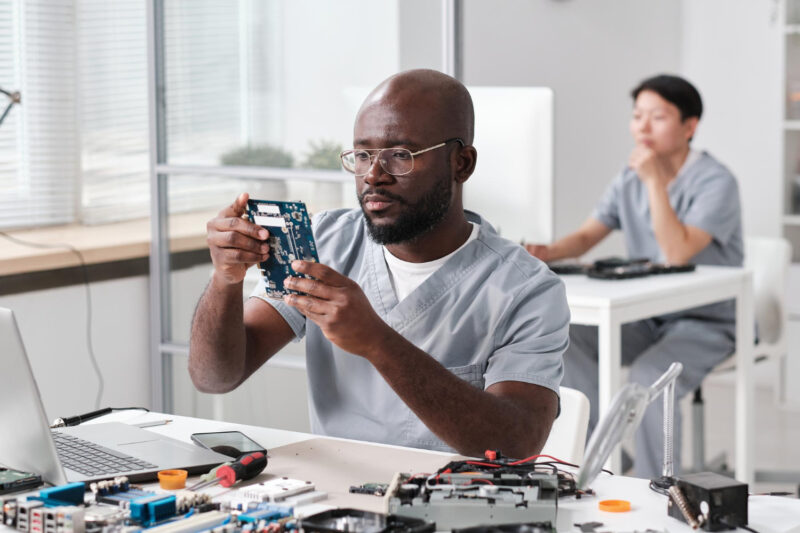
363, 152, 391, 184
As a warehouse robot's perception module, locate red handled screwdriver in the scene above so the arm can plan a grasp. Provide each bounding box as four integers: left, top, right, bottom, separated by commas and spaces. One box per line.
188, 451, 267, 491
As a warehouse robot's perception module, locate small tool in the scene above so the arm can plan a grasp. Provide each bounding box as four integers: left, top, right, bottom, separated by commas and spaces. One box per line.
187, 451, 267, 491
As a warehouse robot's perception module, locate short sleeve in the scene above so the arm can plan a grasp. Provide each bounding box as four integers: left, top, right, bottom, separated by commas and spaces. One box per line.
681, 173, 741, 246
592, 173, 624, 230
249, 280, 306, 341
484, 270, 570, 395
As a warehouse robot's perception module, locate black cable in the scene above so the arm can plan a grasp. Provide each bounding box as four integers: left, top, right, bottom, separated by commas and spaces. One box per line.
51, 406, 149, 428
0, 230, 104, 408
720, 518, 760, 533
649, 479, 670, 496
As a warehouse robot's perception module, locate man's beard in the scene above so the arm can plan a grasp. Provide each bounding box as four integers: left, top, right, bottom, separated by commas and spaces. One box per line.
358, 176, 453, 245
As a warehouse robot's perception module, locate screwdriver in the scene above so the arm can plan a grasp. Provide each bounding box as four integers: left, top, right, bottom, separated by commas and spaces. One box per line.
187, 451, 267, 491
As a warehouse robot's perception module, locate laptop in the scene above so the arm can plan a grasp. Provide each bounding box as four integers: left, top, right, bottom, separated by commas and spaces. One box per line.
0, 307, 229, 484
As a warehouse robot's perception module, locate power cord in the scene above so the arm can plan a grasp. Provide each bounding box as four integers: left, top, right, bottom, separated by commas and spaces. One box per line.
720, 518, 761, 533
0, 230, 104, 409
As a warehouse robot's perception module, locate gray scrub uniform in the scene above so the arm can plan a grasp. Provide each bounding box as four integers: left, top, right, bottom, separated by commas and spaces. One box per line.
252, 208, 570, 452
562, 150, 743, 479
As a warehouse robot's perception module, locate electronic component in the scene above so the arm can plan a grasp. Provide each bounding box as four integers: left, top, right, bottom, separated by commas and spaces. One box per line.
129, 494, 177, 527
247, 199, 319, 299
2, 496, 18, 527
0, 468, 42, 495
385, 471, 558, 531
237, 504, 292, 524
96, 487, 155, 508
89, 477, 131, 497
349, 483, 389, 497
452, 522, 555, 533
238, 477, 315, 503
299, 508, 434, 533
666, 472, 748, 531
33, 482, 85, 507
16, 500, 43, 532
145, 510, 230, 533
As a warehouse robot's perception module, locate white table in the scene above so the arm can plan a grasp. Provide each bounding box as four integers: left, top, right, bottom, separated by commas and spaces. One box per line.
86, 411, 799, 533
562, 265, 754, 483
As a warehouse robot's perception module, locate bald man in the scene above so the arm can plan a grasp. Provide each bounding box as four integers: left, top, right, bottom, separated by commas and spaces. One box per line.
189, 69, 570, 458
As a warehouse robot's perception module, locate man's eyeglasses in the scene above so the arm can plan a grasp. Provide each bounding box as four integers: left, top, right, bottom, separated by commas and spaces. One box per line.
340, 138, 464, 177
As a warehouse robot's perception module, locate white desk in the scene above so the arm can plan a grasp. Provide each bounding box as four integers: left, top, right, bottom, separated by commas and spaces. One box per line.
561, 266, 755, 483
91, 412, 800, 533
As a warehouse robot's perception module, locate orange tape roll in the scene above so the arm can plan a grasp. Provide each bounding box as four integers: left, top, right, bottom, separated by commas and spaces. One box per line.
598, 499, 631, 512
158, 469, 188, 490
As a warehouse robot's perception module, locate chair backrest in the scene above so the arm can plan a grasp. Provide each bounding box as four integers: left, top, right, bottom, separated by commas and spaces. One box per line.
540, 386, 590, 464
744, 236, 792, 347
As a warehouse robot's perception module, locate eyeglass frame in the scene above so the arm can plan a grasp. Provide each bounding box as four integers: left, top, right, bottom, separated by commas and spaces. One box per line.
339, 137, 465, 177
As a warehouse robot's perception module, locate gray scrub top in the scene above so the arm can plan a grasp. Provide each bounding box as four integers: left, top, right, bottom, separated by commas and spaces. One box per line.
251, 208, 570, 452
592, 150, 743, 322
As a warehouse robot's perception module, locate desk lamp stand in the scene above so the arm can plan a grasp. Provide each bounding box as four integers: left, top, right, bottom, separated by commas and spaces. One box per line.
649, 363, 681, 492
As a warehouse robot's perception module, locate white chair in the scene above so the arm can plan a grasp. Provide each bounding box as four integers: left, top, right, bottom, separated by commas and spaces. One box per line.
541, 386, 590, 464
692, 236, 792, 473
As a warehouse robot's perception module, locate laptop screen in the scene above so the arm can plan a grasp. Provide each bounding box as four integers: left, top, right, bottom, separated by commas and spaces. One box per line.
0, 307, 67, 485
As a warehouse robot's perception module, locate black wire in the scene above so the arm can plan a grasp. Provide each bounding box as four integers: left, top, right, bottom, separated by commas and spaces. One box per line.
649, 479, 670, 496
738, 525, 762, 533
720, 519, 760, 533
0, 231, 104, 409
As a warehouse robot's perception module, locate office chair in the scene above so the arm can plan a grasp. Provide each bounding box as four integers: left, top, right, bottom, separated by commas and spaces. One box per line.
541, 386, 590, 464
691, 237, 793, 483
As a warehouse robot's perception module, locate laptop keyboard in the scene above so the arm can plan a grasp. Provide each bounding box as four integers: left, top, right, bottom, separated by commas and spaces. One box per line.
52, 432, 157, 477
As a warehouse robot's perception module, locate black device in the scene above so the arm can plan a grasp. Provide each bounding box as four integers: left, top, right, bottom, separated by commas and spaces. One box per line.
190, 431, 267, 459
453, 523, 555, 533
667, 472, 748, 531
0, 467, 42, 494
299, 508, 435, 533
586, 257, 696, 280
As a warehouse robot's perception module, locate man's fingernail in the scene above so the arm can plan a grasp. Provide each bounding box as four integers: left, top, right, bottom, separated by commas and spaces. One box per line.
292, 260, 303, 269
285, 277, 294, 287
259, 230, 268, 239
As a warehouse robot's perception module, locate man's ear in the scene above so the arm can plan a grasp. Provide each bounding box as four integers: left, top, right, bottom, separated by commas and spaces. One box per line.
683, 117, 699, 143
453, 145, 477, 184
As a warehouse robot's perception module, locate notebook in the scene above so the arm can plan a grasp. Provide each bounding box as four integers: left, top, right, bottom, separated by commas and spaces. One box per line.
0, 307, 229, 484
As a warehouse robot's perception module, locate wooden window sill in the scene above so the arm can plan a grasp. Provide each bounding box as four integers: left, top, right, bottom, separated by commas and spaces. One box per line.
0, 210, 216, 276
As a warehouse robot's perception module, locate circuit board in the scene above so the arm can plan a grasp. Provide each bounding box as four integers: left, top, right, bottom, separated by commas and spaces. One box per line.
246, 199, 319, 300
385, 471, 558, 530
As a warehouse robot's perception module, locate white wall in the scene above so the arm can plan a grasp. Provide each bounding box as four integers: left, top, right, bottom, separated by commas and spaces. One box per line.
0, 277, 151, 422
461, 0, 683, 257
680, 0, 783, 239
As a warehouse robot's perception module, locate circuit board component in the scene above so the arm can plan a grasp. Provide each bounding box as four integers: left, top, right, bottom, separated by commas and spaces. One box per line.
246, 200, 319, 300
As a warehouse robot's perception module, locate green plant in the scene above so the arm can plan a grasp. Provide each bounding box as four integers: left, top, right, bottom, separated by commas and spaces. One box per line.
220, 144, 294, 168
301, 139, 342, 170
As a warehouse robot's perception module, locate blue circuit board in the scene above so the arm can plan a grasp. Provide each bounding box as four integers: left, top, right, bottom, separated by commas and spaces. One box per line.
247, 199, 319, 300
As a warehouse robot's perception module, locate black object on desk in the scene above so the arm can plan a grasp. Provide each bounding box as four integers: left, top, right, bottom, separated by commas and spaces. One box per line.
548, 257, 696, 280
0, 467, 42, 494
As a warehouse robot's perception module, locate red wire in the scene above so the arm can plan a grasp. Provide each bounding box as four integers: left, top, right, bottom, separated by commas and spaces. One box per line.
508, 454, 575, 466
470, 478, 494, 485
465, 461, 502, 468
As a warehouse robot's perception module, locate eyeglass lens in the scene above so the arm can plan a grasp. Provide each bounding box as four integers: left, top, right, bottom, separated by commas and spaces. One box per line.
344, 148, 413, 176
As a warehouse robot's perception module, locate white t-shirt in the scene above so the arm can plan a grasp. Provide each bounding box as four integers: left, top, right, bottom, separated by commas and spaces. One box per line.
383, 222, 479, 301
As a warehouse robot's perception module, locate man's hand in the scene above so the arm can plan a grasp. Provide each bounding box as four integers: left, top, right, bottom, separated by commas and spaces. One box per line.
283, 260, 394, 357
207, 193, 270, 285
628, 145, 673, 188
525, 243, 551, 261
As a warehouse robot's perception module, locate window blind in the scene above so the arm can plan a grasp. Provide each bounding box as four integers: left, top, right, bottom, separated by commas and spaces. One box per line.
0, 0, 78, 229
